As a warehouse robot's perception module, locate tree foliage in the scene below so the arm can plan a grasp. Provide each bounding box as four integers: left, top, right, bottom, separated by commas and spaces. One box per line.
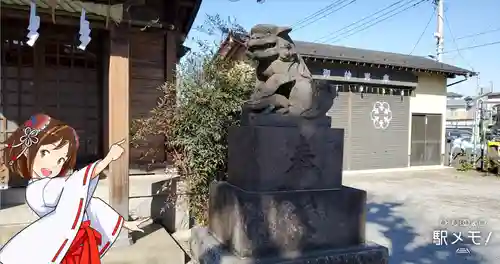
131, 14, 254, 225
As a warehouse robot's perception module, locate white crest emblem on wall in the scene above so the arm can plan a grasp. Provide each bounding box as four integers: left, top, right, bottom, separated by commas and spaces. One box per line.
322, 69, 331, 77
344, 70, 352, 79
383, 74, 390, 83
370, 101, 393, 129
364, 72, 371, 80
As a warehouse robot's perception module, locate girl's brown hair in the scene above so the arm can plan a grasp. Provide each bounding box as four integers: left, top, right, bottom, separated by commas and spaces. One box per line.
3, 114, 79, 179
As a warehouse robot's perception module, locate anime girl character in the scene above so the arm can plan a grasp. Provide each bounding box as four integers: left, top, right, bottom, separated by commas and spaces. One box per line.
0, 114, 146, 264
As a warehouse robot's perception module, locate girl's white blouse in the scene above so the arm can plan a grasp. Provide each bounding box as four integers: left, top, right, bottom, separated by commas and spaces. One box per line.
0, 162, 123, 264
26, 177, 66, 217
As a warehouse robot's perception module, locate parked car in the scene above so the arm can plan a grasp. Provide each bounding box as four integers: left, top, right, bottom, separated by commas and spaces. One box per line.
446, 129, 472, 143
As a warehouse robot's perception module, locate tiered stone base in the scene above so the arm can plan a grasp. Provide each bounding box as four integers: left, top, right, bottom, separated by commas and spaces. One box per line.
207, 182, 368, 257
190, 227, 388, 264
189, 182, 389, 264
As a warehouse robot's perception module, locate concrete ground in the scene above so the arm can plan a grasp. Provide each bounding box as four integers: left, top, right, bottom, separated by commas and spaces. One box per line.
106, 167, 500, 264
343, 167, 500, 264
0, 222, 185, 264
3, 167, 500, 263
102, 223, 185, 264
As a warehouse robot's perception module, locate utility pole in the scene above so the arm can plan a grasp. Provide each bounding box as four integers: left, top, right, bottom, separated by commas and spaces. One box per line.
434, 0, 444, 62
472, 73, 481, 155
479, 85, 485, 170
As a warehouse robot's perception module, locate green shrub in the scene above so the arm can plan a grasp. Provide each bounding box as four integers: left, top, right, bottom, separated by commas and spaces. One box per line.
457, 159, 474, 172
131, 15, 254, 224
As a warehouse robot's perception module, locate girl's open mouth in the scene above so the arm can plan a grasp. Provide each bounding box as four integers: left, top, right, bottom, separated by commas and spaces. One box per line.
41, 168, 52, 177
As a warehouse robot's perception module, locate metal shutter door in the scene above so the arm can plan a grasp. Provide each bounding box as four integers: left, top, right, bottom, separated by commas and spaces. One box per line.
350, 93, 410, 170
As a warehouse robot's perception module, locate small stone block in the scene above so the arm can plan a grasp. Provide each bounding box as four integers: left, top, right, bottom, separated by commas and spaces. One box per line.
227, 125, 344, 191
190, 227, 389, 264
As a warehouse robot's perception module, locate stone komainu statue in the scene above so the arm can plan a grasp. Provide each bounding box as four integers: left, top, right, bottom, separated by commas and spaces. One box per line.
243, 24, 333, 119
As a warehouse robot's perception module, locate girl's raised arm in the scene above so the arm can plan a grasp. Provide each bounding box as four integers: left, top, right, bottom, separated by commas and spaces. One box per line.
91, 139, 126, 179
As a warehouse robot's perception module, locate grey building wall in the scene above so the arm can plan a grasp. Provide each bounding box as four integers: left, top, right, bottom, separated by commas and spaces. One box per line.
325, 85, 410, 170
327, 91, 351, 169
311, 61, 413, 170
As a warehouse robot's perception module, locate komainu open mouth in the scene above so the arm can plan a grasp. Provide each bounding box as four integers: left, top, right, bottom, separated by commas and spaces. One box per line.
247, 42, 276, 53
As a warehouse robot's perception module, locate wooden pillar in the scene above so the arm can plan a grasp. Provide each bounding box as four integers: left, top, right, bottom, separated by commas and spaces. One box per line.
108, 25, 131, 245
165, 0, 179, 82
165, 30, 178, 82
163, 29, 178, 163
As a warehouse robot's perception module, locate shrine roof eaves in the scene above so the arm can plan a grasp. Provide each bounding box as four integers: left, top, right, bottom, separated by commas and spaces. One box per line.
295, 41, 476, 78
1, 0, 125, 23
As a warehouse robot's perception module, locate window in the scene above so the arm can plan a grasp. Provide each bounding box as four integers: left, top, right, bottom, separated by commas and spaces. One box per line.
44, 40, 97, 68
447, 108, 457, 117
3, 39, 35, 66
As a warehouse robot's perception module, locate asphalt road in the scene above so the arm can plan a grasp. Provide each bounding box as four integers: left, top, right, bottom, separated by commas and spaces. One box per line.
343, 168, 500, 264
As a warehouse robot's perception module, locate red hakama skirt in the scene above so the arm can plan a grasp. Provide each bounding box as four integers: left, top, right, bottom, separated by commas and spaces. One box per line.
61, 220, 102, 264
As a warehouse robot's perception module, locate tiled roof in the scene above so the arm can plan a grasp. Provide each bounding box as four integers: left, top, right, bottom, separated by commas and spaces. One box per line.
1, 0, 124, 23
447, 99, 467, 108
447, 92, 463, 98
294, 41, 475, 77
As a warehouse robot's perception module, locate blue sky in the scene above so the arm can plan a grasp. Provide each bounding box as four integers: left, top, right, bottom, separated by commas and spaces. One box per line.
185, 0, 499, 96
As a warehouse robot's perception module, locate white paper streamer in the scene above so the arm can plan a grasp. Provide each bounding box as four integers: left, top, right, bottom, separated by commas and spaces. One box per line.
78, 9, 92, 50
26, 1, 40, 47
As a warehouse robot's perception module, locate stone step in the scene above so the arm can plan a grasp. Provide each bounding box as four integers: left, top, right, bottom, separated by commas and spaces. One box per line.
1, 173, 179, 206
172, 229, 193, 264
0, 197, 161, 245
0, 173, 191, 246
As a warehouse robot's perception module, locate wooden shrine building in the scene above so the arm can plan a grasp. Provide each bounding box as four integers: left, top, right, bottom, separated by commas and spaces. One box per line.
0, 0, 201, 233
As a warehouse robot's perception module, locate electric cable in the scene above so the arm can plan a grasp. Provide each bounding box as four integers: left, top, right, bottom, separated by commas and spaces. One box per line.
313, 0, 413, 43
293, 0, 357, 32
326, 0, 428, 44
409, 6, 435, 55
444, 13, 474, 70
442, 40, 500, 54
291, 0, 346, 28
457, 27, 500, 40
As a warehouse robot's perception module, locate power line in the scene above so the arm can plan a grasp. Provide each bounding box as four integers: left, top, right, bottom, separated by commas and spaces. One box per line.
443, 13, 474, 70
442, 40, 500, 54
456, 27, 500, 40
318, 0, 425, 44
291, 0, 346, 28
326, 0, 428, 44
294, 0, 357, 32
313, 0, 410, 43
409, 6, 435, 55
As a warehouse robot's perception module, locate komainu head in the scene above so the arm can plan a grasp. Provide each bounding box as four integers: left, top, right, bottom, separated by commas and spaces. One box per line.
246, 24, 296, 62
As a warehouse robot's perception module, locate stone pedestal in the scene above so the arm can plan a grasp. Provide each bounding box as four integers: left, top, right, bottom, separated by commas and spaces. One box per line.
190, 115, 388, 263
227, 122, 344, 192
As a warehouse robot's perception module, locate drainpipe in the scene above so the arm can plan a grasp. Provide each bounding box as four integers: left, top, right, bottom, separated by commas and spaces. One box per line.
447, 77, 468, 87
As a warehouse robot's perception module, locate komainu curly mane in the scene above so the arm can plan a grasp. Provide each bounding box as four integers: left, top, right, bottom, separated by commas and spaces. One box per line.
244, 24, 333, 119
